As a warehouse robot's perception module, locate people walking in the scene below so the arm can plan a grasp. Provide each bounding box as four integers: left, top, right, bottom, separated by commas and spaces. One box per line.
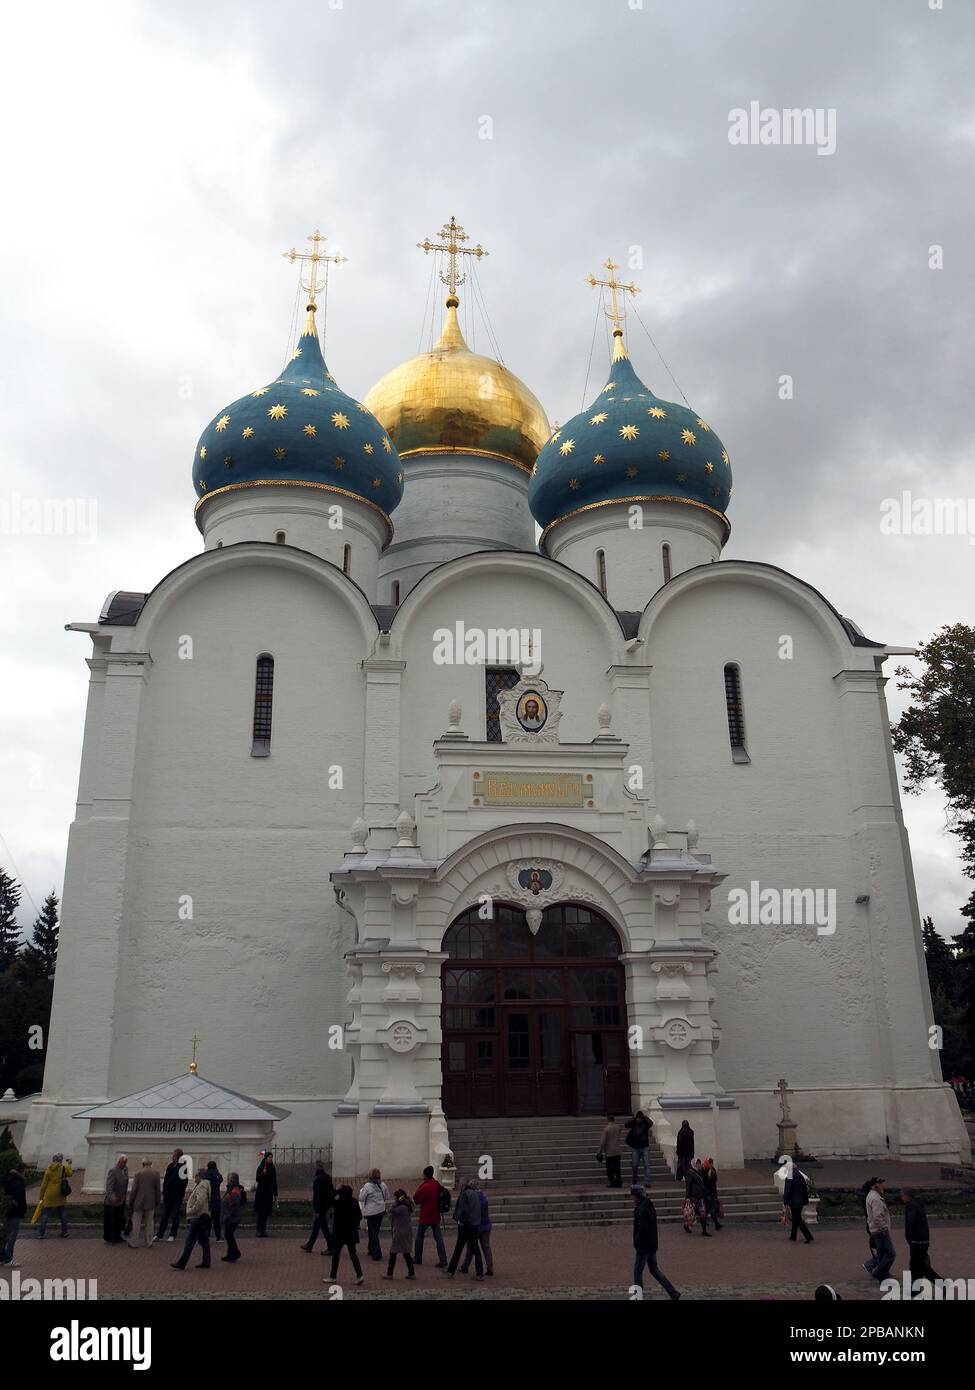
301, 1163, 335, 1254
171, 1171, 212, 1270
901, 1187, 939, 1291
625, 1110, 654, 1185
1, 1162, 28, 1266
103, 1154, 129, 1244
446, 1178, 483, 1278
599, 1114, 623, 1189
325, 1185, 364, 1285
155, 1149, 189, 1243
459, 1184, 494, 1276
413, 1166, 448, 1267
359, 1168, 390, 1261
220, 1173, 246, 1262
384, 1190, 416, 1279
675, 1121, 695, 1183
701, 1155, 723, 1231
684, 1158, 710, 1236
863, 1177, 894, 1280
254, 1153, 277, 1237
37, 1153, 73, 1238
781, 1156, 814, 1245
203, 1161, 223, 1242
126, 1158, 161, 1248
631, 1186, 680, 1300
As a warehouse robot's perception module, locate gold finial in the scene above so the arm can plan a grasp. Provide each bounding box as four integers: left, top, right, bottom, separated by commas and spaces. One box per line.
417, 216, 488, 304
189, 1034, 201, 1075
586, 257, 640, 360
282, 229, 348, 311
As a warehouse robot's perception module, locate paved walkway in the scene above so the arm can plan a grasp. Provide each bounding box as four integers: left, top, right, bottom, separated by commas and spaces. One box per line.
7, 1222, 972, 1300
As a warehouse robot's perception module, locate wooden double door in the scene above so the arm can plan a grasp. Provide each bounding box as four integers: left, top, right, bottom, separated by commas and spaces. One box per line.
441, 902, 631, 1118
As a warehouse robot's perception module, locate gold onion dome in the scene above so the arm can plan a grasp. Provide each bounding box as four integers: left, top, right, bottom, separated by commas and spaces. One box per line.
363, 296, 550, 473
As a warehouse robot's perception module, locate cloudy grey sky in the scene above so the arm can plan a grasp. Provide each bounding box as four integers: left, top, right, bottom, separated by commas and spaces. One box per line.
2, 0, 972, 937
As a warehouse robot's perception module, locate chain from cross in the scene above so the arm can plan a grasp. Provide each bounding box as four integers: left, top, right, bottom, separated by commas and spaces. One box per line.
282, 229, 347, 307
586, 257, 640, 339
417, 216, 488, 299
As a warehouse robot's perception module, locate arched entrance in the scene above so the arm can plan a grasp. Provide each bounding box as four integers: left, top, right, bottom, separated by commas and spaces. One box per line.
441, 902, 631, 1118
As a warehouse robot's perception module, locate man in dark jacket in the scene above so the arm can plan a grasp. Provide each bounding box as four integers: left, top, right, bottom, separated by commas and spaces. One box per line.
204, 1162, 223, 1242
154, 1149, 189, 1243
631, 1187, 680, 1300
625, 1111, 653, 1185
1, 1162, 28, 1266
783, 1163, 814, 1245
446, 1179, 483, 1278
675, 1121, 695, 1182
301, 1163, 335, 1254
900, 1188, 939, 1291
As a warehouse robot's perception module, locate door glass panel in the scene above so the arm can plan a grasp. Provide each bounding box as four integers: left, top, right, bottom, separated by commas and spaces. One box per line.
447, 1040, 466, 1071
603, 1034, 624, 1066
506, 1014, 530, 1068
475, 1041, 494, 1068
575, 1032, 604, 1111
538, 1013, 562, 1069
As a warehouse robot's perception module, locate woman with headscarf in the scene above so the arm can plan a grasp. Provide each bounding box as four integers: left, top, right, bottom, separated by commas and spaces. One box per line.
778, 1154, 814, 1244
684, 1158, 710, 1236
254, 1153, 278, 1237
701, 1155, 723, 1231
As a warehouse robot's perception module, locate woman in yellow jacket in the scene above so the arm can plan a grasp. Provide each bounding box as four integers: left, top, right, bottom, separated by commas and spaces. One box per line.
36, 1153, 74, 1238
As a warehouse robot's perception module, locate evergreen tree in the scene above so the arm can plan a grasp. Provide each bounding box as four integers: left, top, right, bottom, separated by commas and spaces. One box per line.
0, 866, 22, 970
20, 891, 59, 982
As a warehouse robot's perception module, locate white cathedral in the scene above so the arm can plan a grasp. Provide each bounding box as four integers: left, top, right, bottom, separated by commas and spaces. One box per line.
23, 225, 969, 1180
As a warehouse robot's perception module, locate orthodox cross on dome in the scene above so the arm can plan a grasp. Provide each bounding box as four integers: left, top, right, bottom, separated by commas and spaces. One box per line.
282, 228, 347, 309
586, 257, 639, 360
417, 216, 488, 304
189, 1034, 201, 1075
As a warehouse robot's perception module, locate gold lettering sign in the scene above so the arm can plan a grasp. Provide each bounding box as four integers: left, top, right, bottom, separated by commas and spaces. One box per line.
472, 772, 587, 808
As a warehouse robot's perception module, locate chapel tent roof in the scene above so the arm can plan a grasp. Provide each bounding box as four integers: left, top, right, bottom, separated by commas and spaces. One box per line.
72, 1072, 290, 1122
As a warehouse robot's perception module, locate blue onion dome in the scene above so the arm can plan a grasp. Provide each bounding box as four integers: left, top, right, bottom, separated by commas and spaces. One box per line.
528, 337, 732, 548
193, 302, 404, 531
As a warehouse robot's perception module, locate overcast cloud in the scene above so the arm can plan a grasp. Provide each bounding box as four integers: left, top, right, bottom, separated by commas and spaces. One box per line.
1, 0, 972, 937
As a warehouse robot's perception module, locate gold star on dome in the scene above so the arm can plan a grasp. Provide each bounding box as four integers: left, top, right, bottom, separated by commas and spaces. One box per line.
199, 480, 207, 491
697, 419, 711, 432
619, 424, 639, 441
355, 403, 369, 412
363, 442, 374, 454
530, 462, 538, 476
199, 446, 207, 461
397, 471, 404, 483
223, 456, 234, 468
242, 427, 254, 440
274, 447, 286, 460
721, 449, 730, 465
334, 456, 346, 468
568, 478, 580, 490
291, 346, 302, 360
268, 404, 287, 421
711, 486, 722, 498
551, 429, 562, 441
371, 478, 382, 489
252, 387, 270, 398
648, 406, 666, 419
705, 460, 714, 473
681, 428, 696, 446
658, 450, 670, 461
676, 472, 688, 483
593, 453, 605, 465
332, 412, 350, 430
302, 388, 319, 397
326, 373, 337, 384
215, 415, 230, 432
303, 424, 317, 438
382, 437, 392, 453
589, 412, 608, 425
625, 466, 639, 478
559, 439, 575, 456
602, 383, 616, 394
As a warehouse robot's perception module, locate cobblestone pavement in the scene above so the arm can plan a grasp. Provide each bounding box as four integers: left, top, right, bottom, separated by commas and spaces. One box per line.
7, 1222, 973, 1300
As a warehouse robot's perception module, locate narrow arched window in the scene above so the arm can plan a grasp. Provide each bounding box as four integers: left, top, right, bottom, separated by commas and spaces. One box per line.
596, 549, 607, 596
392, 581, 401, 605
252, 654, 274, 757
274, 531, 286, 544
342, 544, 351, 576
662, 542, 672, 583
724, 662, 749, 763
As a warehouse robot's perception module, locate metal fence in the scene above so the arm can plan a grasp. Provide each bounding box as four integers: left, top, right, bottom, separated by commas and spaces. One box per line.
267, 1144, 332, 1168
